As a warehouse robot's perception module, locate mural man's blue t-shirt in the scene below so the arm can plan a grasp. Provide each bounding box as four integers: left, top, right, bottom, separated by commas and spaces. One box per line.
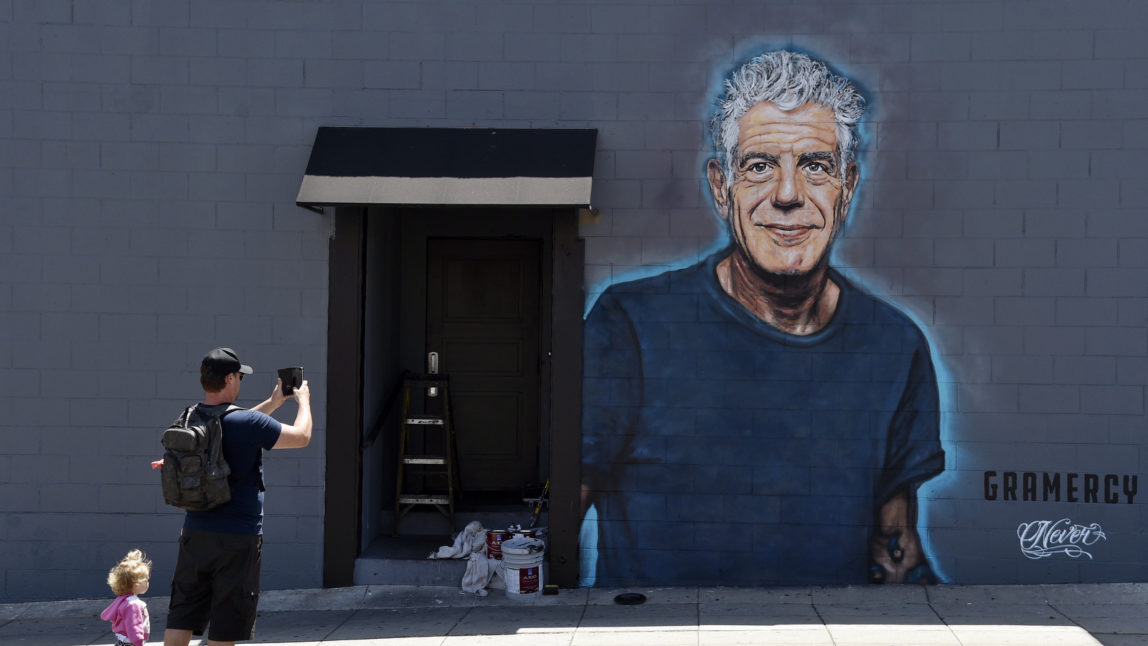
582, 250, 945, 585
183, 406, 282, 536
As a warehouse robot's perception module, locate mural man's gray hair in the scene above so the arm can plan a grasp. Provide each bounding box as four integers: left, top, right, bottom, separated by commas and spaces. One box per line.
710, 50, 867, 182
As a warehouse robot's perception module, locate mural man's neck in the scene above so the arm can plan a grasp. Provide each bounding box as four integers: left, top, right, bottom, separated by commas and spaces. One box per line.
717, 253, 839, 336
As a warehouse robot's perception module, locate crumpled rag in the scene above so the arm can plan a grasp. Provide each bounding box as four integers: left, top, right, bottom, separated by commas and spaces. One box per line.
426, 520, 506, 595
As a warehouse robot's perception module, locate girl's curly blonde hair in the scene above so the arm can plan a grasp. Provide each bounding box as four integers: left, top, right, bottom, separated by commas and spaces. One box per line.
107, 549, 152, 596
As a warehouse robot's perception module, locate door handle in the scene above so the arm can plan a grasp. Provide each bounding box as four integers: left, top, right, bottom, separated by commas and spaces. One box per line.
427, 351, 439, 397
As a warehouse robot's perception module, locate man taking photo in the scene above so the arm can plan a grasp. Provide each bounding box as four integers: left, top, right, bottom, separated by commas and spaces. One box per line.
159, 347, 312, 646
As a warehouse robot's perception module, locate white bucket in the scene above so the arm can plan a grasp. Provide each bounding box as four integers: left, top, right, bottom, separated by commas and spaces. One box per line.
501, 537, 545, 600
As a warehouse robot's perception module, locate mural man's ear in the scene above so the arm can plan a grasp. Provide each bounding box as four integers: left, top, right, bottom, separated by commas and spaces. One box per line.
845, 162, 859, 193
706, 158, 729, 219
839, 162, 859, 219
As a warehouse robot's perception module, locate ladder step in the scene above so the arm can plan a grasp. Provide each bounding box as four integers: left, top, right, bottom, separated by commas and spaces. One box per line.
402, 455, 446, 465
398, 495, 450, 505
394, 373, 458, 536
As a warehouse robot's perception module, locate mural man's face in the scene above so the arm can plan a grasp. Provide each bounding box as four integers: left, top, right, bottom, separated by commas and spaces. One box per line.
708, 101, 858, 279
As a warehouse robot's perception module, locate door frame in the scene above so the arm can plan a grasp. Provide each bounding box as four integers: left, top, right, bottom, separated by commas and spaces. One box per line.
323, 206, 583, 587
324, 207, 367, 588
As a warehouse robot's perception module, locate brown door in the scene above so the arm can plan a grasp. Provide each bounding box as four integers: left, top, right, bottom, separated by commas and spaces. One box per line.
426, 238, 541, 493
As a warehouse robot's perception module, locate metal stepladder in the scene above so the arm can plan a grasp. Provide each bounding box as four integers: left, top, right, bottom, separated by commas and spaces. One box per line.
393, 372, 461, 536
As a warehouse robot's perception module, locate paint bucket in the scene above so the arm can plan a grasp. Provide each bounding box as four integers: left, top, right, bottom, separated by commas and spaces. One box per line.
486, 529, 513, 560
501, 537, 545, 600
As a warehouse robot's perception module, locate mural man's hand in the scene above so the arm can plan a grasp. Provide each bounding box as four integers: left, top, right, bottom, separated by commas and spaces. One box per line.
869, 489, 934, 584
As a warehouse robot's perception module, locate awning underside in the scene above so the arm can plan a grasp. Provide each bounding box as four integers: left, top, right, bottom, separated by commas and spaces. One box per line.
296, 127, 597, 207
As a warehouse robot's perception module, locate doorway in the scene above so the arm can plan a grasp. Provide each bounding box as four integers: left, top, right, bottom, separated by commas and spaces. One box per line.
328, 207, 584, 588
426, 238, 542, 494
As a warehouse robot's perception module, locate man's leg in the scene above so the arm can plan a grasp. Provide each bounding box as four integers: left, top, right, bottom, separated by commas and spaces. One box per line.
205, 534, 262, 645
168, 531, 214, 644
164, 629, 236, 646
163, 628, 194, 646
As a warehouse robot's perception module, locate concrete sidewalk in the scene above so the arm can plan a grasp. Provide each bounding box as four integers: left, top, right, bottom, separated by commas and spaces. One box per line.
2, 583, 1147, 645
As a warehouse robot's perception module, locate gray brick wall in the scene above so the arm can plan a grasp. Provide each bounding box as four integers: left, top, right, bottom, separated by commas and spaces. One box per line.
1, 0, 331, 602
2, 0, 1148, 600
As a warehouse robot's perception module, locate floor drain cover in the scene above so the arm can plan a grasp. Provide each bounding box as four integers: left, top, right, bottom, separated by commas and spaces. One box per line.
614, 592, 647, 605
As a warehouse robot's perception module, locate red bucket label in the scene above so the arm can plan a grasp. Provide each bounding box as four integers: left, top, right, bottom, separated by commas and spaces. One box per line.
514, 566, 539, 594
486, 530, 512, 559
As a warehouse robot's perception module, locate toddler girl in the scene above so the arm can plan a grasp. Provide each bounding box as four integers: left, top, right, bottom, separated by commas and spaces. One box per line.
100, 549, 151, 646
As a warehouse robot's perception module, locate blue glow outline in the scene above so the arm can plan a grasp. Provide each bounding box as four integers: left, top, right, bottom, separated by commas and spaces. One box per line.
578, 504, 598, 587
580, 42, 957, 585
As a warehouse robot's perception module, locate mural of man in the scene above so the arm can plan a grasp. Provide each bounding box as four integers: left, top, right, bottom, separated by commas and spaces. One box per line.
581, 49, 945, 586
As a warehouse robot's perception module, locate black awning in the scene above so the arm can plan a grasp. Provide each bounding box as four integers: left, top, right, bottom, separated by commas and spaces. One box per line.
296, 127, 597, 207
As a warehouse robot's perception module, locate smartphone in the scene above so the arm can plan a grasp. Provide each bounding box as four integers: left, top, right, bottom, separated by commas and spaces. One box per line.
277, 366, 303, 395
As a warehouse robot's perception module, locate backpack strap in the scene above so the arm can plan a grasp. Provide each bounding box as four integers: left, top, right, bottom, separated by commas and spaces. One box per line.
174, 405, 195, 428
221, 404, 245, 416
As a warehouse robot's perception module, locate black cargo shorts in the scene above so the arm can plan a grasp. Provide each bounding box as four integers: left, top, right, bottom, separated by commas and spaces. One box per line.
167, 530, 263, 642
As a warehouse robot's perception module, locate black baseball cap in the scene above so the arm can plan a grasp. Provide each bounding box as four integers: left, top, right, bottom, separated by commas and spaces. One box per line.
201, 347, 254, 378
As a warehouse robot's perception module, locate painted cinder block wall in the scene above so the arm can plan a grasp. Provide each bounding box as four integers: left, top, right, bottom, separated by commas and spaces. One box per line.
2, 0, 1147, 600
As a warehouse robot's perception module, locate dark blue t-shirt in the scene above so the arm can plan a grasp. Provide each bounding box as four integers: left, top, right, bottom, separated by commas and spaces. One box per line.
183, 406, 281, 536
581, 251, 944, 586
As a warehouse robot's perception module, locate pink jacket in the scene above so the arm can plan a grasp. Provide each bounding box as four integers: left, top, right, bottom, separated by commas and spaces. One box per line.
101, 594, 149, 646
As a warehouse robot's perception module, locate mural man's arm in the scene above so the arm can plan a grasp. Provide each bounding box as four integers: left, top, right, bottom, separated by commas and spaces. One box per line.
872, 336, 945, 584
580, 290, 645, 583
581, 291, 641, 488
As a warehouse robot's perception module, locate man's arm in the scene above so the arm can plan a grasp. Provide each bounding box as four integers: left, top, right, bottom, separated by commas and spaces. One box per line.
252, 378, 289, 416
269, 379, 312, 449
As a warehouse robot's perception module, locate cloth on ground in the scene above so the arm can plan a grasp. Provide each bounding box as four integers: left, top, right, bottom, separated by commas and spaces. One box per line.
427, 520, 487, 559
461, 551, 506, 596
425, 520, 506, 595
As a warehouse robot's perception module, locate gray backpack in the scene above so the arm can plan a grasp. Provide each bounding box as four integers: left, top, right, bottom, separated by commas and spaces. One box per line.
160, 404, 243, 511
